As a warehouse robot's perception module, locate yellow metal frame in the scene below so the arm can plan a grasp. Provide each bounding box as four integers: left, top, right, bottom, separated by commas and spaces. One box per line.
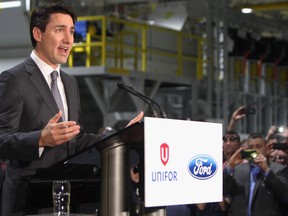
68, 15, 205, 79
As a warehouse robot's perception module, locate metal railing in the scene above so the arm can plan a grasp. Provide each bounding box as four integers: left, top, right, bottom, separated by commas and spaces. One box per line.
68, 16, 205, 79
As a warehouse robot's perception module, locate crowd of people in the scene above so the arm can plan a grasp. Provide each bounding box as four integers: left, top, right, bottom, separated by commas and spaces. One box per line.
201, 106, 288, 216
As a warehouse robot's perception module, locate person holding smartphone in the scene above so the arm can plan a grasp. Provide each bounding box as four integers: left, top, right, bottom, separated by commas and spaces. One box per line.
223, 132, 288, 216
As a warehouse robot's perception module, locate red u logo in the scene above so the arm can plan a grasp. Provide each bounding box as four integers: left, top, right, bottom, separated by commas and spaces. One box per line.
160, 143, 169, 166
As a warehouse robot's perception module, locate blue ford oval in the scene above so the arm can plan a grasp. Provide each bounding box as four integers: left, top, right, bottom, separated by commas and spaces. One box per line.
188, 154, 218, 180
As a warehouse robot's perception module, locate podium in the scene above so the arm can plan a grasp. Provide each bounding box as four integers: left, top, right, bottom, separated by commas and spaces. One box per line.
30, 122, 166, 216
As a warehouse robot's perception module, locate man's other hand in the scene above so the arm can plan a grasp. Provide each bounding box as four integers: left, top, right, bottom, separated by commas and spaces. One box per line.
39, 111, 80, 147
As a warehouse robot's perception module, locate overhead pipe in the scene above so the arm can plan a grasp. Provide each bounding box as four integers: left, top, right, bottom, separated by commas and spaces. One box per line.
235, 2, 288, 12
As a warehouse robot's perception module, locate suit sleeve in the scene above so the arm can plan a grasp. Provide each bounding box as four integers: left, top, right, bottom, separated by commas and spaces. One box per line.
0, 71, 40, 160
264, 163, 288, 203
223, 166, 235, 197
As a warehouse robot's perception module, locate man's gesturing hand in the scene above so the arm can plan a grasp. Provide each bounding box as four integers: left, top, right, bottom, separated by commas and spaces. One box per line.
39, 112, 80, 147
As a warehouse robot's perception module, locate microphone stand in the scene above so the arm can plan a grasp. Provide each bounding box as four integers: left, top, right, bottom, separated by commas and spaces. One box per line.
125, 85, 167, 119
117, 82, 159, 118
118, 82, 167, 118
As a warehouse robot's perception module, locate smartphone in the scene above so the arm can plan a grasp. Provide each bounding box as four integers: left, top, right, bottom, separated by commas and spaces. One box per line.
244, 106, 256, 115
272, 143, 288, 150
241, 149, 257, 160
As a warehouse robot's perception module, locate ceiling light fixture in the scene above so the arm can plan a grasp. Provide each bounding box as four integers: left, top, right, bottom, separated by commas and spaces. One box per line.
0, 1, 22, 9
25, 0, 30, 12
241, 8, 253, 14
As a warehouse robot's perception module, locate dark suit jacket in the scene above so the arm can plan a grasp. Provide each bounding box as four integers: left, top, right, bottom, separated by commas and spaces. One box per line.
0, 57, 103, 214
223, 161, 288, 216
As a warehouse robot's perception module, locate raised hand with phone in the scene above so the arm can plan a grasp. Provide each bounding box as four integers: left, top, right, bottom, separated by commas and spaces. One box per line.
226, 105, 256, 132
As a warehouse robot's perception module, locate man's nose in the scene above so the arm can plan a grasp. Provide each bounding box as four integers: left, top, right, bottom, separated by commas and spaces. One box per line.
63, 31, 73, 43
225, 140, 231, 145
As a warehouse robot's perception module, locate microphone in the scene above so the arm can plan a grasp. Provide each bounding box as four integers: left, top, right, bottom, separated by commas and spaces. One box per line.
117, 82, 167, 118
117, 82, 158, 118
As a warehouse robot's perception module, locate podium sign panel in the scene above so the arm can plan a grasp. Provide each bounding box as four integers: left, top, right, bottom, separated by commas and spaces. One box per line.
144, 117, 222, 207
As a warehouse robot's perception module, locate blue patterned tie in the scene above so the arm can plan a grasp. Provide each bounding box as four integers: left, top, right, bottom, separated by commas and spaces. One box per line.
51, 71, 65, 121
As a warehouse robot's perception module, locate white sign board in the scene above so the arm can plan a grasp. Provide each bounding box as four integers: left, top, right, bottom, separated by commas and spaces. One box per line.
144, 117, 222, 207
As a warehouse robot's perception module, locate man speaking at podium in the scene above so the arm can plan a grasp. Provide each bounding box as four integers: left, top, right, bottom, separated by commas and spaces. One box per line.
0, 2, 143, 215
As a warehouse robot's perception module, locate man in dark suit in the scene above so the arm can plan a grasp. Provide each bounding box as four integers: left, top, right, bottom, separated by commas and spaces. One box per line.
0, 2, 142, 215
223, 132, 288, 216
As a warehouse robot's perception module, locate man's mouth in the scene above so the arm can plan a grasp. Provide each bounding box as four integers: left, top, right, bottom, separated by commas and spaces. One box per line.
58, 46, 69, 54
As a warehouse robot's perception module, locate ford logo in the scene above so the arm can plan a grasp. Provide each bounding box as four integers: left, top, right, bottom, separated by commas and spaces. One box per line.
188, 154, 218, 180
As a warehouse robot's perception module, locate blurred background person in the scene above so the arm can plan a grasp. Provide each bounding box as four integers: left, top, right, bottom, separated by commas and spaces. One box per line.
222, 131, 241, 166
266, 125, 288, 166
194, 130, 241, 216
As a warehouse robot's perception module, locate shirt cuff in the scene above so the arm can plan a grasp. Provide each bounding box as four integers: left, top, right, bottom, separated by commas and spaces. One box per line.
39, 147, 44, 157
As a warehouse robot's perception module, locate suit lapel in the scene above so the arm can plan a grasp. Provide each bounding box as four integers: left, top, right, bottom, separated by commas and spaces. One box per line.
25, 58, 59, 117
249, 165, 265, 204
252, 175, 263, 200
243, 163, 251, 199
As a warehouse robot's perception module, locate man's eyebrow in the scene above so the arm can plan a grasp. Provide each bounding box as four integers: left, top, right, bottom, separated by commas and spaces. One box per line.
55, 25, 74, 28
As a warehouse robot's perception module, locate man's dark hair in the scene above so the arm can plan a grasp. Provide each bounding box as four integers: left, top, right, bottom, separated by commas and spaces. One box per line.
30, 2, 77, 48
248, 132, 265, 140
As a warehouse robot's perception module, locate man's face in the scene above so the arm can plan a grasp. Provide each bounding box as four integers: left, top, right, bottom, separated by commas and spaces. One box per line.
248, 137, 266, 155
33, 13, 75, 68
223, 134, 240, 156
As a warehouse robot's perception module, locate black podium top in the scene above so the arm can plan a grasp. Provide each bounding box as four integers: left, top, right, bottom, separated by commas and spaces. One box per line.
31, 121, 144, 182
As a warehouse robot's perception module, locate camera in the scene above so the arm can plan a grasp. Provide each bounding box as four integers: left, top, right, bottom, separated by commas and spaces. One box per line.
275, 126, 285, 134
241, 149, 257, 160
271, 128, 288, 150
272, 143, 288, 150
243, 106, 256, 115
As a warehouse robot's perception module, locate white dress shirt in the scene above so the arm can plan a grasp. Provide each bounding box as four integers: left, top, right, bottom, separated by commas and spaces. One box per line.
30, 51, 68, 119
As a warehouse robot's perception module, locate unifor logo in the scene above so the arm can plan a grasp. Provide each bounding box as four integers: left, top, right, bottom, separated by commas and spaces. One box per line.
160, 143, 169, 166
187, 154, 218, 180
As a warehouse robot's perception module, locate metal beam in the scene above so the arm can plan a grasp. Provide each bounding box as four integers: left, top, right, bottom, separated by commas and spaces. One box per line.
234, 2, 288, 12
84, 77, 107, 115
105, 0, 148, 4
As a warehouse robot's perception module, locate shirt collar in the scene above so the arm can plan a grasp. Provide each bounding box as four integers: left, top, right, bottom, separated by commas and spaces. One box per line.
30, 50, 60, 77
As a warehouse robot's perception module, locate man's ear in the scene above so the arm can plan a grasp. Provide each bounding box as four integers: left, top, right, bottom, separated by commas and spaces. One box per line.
32, 27, 42, 42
